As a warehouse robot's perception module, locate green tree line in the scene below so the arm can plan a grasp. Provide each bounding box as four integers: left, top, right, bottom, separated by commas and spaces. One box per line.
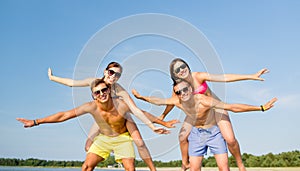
1, 150, 299, 168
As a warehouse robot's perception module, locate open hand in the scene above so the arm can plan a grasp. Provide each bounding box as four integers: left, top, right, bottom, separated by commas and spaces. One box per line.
164, 119, 180, 128
262, 97, 278, 111
254, 68, 269, 81
48, 68, 54, 80
16, 118, 35, 128
153, 127, 170, 134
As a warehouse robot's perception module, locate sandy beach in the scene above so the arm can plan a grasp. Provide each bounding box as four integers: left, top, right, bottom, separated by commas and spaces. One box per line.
133, 168, 300, 171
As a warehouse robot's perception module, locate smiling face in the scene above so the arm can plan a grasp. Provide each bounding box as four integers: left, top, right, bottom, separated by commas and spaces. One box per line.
92, 83, 111, 103
104, 66, 122, 85
172, 61, 190, 79
173, 81, 193, 102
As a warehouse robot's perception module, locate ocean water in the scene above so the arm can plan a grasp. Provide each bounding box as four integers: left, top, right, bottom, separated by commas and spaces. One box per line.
0, 167, 125, 171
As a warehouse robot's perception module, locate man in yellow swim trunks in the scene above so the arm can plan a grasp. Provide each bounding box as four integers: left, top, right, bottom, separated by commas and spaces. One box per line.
17, 78, 169, 171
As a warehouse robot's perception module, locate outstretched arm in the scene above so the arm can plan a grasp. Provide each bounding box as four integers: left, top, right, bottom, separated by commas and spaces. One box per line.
16, 102, 93, 128
159, 91, 177, 120
159, 105, 175, 121
142, 110, 179, 128
196, 68, 269, 83
200, 95, 277, 113
132, 89, 177, 106
48, 68, 95, 87
115, 84, 170, 134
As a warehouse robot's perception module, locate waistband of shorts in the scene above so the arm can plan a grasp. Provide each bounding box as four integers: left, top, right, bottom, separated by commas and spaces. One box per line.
99, 131, 130, 138
192, 125, 219, 133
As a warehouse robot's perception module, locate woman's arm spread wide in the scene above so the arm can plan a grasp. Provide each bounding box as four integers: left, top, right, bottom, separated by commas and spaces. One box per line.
48, 68, 95, 87
159, 105, 175, 120
132, 89, 176, 106
196, 68, 269, 83
115, 84, 169, 134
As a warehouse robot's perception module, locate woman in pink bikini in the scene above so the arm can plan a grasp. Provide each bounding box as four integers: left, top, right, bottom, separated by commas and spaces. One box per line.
142, 58, 268, 171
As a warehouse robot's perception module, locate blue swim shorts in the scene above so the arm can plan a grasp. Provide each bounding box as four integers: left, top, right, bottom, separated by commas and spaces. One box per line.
188, 125, 227, 156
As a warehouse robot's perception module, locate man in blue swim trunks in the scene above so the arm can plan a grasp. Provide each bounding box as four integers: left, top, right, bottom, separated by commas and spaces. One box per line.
133, 79, 277, 171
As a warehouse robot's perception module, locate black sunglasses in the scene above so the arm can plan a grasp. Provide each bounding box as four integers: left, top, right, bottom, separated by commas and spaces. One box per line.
108, 69, 121, 78
174, 63, 187, 74
175, 87, 189, 95
93, 87, 109, 96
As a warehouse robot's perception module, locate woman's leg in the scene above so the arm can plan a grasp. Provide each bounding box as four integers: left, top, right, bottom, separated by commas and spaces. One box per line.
214, 153, 230, 171
126, 117, 156, 171
179, 117, 193, 171
215, 109, 246, 171
85, 123, 100, 152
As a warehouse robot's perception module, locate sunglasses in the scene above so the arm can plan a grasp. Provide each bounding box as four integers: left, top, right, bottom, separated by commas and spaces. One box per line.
175, 86, 189, 95
93, 87, 109, 96
108, 69, 121, 78
174, 63, 187, 74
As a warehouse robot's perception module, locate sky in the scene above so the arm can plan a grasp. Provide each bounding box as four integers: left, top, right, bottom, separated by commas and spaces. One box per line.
0, 0, 300, 162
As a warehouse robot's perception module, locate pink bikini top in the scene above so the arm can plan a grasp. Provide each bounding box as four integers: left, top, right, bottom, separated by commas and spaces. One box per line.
193, 81, 208, 94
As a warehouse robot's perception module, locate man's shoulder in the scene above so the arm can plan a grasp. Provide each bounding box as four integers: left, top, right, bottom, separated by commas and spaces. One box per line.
82, 101, 97, 109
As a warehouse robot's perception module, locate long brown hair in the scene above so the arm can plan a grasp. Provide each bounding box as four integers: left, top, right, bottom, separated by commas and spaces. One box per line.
106, 62, 123, 73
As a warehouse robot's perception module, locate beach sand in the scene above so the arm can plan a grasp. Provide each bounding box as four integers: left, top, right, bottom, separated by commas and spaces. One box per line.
135, 168, 300, 171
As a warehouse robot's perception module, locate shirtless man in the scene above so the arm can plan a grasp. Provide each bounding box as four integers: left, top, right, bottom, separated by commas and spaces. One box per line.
133, 79, 277, 171
17, 78, 169, 171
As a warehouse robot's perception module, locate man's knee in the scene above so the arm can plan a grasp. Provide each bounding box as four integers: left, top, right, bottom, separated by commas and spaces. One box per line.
122, 158, 135, 171
124, 164, 135, 171
82, 158, 100, 171
82, 162, 94, 171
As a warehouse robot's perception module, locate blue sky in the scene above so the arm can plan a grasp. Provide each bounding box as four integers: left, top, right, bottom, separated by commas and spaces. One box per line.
1, 0, 299, 162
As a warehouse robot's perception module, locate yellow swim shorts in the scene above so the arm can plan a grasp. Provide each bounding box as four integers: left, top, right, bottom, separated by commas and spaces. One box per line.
88, 132, 135, 163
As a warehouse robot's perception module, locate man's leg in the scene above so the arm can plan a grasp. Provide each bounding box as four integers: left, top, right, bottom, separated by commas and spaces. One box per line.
126, 118, 156, 171
82, 152, 104, 171
215, 109, 246, 171
214, 153, 230, 171
189, 156, 203, 171
122, 158, 136, 171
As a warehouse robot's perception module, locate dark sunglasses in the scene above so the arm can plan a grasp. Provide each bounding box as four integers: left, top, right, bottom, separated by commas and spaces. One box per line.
108, 69, 121, 78
175, 87, 189, 95
174, 63, 187, 74
93, 87, 109, 96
